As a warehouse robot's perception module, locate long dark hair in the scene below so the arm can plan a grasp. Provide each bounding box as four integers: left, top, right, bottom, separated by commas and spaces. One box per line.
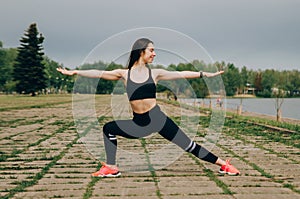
127, 38, 153, 69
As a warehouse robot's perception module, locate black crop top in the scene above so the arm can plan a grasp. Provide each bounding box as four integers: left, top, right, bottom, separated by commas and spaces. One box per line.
126, 68, 156, 101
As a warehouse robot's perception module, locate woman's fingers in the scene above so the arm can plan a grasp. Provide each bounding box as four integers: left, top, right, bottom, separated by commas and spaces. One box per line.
56, 68, 70, 75
56, 67, 64, 72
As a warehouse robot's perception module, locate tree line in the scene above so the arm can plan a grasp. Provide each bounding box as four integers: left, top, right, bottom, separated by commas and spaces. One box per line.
0, 23, 299, 97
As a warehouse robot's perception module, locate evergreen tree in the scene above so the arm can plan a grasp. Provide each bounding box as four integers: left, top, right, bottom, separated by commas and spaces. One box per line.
13, 23, 46, 96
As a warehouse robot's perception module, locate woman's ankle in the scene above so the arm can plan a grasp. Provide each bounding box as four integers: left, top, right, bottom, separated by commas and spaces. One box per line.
215, 158, 226, 166
106, 164, 118, 169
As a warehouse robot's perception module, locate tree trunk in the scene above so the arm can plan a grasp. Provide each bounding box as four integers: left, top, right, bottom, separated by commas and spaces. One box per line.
277, 108, 282, 122
237, 105, 242, 115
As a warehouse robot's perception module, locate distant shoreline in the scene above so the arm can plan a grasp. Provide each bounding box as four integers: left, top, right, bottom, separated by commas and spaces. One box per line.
224, 106, 300, 125
175, 97, 300, 125
232, 94, 256, 98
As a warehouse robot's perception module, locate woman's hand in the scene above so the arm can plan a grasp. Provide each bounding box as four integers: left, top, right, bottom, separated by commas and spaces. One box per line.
204, 70, 224, 78
56, 68, 77, 76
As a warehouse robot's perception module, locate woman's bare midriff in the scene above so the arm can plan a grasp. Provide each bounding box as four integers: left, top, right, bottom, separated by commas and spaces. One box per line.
130, 98, 157, 114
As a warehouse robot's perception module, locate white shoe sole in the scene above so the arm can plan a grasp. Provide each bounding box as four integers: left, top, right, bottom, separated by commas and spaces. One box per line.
93, 172, 121, 178
218, 170, 239, 176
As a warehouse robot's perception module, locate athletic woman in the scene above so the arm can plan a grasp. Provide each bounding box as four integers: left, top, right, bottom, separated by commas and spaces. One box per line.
57, 38, 240, 177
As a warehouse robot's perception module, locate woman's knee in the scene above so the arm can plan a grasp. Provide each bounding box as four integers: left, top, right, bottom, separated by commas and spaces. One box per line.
103, 121, 116, 135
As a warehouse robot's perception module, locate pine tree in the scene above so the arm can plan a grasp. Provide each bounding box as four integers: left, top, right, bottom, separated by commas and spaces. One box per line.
13, 23, 46, 96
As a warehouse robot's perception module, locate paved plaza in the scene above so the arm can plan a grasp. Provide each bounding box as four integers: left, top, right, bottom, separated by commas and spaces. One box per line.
0, 95, 299, 199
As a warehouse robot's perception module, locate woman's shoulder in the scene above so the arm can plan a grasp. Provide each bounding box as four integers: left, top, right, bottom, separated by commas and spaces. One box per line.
115, 68, 129, 79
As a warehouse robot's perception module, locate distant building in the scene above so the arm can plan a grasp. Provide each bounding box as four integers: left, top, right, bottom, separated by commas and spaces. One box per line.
244, 83, 256, 95
292, 90, 300, 96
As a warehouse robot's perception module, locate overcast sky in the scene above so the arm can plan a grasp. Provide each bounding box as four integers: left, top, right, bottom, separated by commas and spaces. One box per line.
1, 0, 299, 70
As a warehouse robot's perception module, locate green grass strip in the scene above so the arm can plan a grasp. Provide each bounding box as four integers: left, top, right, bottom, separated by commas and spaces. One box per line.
189, 154, 234, 195
140, 138, 163, 199
83, 162, 103, 199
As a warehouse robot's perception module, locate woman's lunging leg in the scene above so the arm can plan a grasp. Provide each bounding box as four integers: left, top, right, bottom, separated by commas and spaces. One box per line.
103, 121, 119, 165
103, 120, 138, 165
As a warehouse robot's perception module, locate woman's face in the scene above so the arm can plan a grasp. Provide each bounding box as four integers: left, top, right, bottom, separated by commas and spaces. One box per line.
141, 43, 156, 64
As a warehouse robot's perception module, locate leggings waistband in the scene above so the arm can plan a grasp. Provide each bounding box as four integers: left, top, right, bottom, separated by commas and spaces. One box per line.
133, 105, 161, 117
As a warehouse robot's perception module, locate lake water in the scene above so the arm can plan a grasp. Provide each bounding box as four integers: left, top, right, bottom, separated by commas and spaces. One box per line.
179, 98, 300, 120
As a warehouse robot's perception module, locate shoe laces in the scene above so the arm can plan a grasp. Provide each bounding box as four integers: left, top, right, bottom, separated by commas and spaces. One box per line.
226, 158, 232, 166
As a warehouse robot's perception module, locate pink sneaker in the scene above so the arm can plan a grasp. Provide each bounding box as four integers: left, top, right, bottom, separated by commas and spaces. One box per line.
91, 162, 121, 177
219, 159, 240, 176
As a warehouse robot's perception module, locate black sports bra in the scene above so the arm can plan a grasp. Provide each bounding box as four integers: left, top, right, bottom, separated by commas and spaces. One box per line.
126, 68, 156, 101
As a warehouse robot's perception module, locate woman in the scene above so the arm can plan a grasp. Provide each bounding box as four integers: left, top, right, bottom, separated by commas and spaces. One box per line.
57, 38, 240, 177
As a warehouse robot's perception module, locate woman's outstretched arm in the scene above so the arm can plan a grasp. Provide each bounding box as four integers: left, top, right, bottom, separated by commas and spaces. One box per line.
56, 68, 125, 80
154, 69, 224, 81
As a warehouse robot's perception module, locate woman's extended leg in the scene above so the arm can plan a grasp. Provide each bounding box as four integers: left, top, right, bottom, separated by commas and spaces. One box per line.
158, 116, 218, 163
157, 115, 240, 175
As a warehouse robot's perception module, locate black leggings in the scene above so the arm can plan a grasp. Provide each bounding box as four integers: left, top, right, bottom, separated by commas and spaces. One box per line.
103, 105, 218, 165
